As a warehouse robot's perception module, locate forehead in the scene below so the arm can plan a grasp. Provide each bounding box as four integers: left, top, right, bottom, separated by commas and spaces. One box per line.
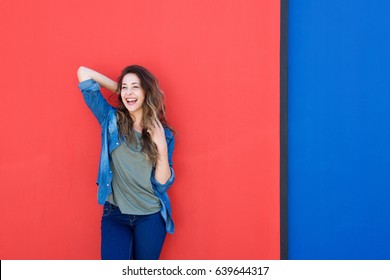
122, 73, 140, 84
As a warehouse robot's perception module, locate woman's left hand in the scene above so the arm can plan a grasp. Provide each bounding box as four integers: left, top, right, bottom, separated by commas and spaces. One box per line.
147, 118, 167, 152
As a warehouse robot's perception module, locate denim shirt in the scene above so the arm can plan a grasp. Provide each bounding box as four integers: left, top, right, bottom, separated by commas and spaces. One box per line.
78, 79, 175, 234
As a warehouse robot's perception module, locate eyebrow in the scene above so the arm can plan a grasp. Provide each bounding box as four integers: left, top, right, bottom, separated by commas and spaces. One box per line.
122, 82, 140, 85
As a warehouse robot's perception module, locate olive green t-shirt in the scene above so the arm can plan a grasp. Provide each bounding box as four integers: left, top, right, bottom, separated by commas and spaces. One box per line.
107, 131, 161, 215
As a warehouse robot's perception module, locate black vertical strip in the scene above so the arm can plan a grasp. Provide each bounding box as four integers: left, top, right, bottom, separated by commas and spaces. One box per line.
280, 0, 289, 260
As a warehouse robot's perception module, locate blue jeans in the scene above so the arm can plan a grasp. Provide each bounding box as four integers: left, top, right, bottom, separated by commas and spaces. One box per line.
101, 202, 166, 260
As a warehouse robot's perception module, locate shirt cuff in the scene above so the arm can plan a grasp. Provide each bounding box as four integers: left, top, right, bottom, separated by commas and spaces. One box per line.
151, 167, 175, 193
78, 79, 99, 91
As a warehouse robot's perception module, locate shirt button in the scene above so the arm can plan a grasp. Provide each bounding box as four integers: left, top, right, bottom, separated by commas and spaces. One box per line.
116, 142, 119, 145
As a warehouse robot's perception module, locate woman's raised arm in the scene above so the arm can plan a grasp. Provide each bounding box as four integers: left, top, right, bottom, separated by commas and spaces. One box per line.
77, 66, 118, 93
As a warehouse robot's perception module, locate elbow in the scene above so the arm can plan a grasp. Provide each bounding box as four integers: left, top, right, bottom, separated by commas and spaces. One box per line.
77, 66, 90, 82
152, 168, 175, 193
154, 174, 170, 186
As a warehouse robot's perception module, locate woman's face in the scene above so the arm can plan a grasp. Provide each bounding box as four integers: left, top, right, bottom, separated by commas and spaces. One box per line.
120, 73, 146, 115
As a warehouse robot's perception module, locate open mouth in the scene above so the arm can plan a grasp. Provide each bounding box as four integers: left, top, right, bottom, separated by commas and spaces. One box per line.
125, 97, 137, 106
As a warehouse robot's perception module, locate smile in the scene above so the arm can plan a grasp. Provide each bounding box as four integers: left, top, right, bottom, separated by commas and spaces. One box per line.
125, 97, 137, 106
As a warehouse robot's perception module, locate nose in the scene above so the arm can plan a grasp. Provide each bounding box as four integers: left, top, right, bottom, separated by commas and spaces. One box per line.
123, 88, 133, 95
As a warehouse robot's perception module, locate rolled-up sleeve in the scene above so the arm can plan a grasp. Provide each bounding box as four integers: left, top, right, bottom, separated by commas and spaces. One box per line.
78, 79, 111, 126
151, 167, 175, 193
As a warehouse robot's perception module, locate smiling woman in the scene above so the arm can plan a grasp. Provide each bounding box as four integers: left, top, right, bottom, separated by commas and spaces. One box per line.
77, 65, 176, 260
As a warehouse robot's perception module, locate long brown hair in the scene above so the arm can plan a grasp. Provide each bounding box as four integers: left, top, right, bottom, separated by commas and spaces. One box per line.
116, 65, 173, 166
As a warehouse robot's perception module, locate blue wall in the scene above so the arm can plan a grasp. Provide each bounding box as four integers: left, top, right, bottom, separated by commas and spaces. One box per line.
288, 0, 390, 259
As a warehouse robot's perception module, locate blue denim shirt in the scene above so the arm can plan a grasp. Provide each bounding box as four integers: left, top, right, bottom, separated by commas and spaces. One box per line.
78, 79, 175, 234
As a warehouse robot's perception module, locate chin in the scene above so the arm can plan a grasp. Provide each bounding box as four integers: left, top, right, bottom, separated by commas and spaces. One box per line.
126, 106, 142, 114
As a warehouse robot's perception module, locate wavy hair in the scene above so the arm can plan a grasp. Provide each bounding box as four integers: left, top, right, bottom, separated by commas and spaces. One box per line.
116, 65, 173, 166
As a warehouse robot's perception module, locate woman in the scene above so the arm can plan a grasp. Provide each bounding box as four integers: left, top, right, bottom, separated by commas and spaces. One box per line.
77, 65, 175, 260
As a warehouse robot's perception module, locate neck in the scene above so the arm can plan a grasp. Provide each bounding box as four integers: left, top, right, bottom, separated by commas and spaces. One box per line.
130, 110, 143, 132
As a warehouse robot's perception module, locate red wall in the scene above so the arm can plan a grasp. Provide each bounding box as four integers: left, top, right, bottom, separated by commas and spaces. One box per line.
0, 0, 280, 259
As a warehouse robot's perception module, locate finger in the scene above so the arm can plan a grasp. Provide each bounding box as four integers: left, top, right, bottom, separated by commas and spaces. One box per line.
151, 119, 157, 128
151, 119, 160, 130
155, 118, 163, 129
